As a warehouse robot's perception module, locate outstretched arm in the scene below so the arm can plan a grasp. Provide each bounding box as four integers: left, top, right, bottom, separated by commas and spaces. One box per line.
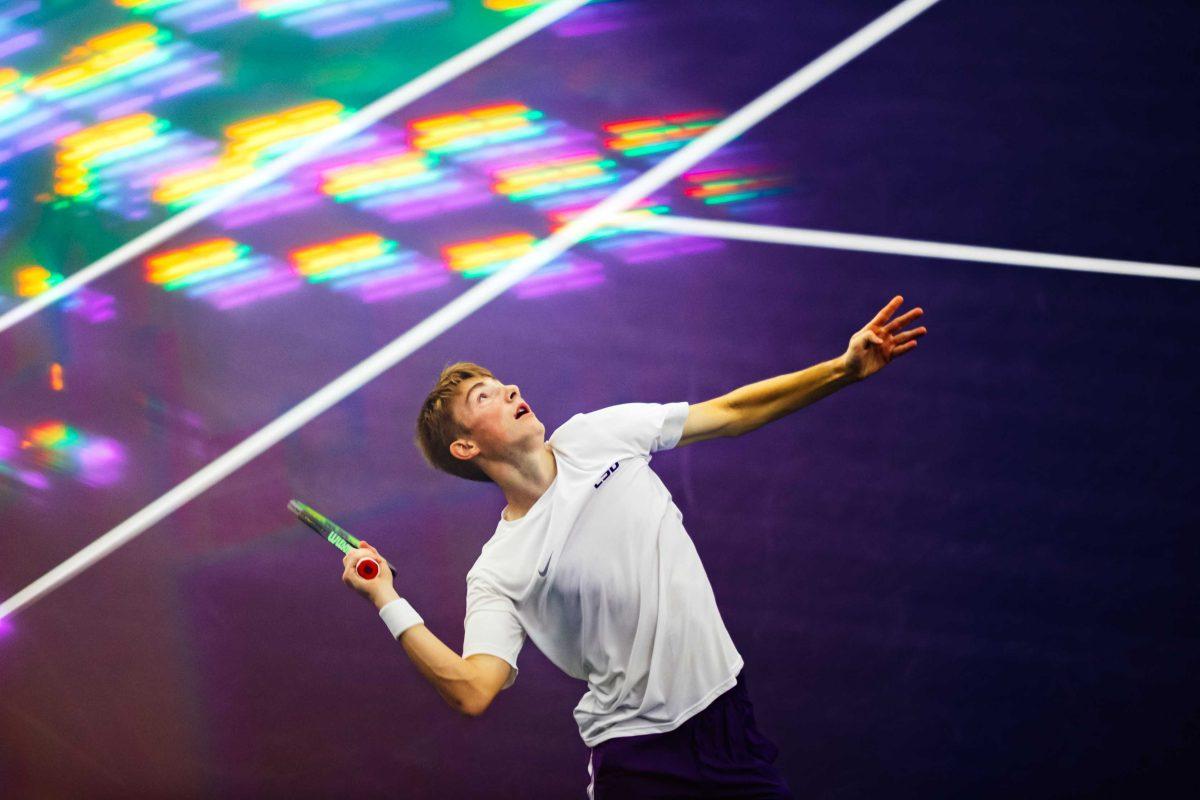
677, 295, 927, 447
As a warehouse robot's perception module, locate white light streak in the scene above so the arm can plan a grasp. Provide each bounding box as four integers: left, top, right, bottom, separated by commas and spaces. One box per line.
608, 214, 1200, 281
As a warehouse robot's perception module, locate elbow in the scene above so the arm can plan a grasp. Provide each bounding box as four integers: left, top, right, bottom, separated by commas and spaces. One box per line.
457, 697, 490, 718
708, 399, 748, 439
723, 408, 755, 438
445, 693, 482, 717
726, 400, 776, 437
449, 656, 504, 717
453, 685, 495, 718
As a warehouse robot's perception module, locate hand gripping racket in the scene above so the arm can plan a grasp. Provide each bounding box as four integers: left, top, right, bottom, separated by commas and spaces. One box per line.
288, 499, 398, 580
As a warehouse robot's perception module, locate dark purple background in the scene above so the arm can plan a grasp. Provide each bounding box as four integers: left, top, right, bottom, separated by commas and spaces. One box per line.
2, 1, 1198, 797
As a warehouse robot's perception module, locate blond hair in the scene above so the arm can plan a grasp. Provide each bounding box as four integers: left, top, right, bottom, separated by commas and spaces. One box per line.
415, 361, 496, 483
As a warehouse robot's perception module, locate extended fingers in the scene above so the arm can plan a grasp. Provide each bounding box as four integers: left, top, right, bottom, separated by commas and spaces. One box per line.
869, 295, 904, 327
892, 326, 927, 344
884, 307, 923, 333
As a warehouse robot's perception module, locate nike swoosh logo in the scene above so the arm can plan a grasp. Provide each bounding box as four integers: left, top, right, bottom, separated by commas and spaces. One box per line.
538, 553, 553, 577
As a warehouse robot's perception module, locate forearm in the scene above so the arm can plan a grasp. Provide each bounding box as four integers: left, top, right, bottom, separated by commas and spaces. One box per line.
396, 623, 484, 715
372, 592, 481, 715
723, 355, 857, 435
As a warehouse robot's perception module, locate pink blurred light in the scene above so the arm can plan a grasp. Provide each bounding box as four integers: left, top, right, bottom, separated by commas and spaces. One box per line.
17, 470, 49, 490
360, 270, 450, 303
368, 182, 495, 222
513, 256, 604, 299
0, 29, 39, 60
159, 70, 222, 100
209, 271, 304, 310
0, 425, 16, 460
215, 188, 324, 229
604, 235, 723, 265
77, 438, 125, 487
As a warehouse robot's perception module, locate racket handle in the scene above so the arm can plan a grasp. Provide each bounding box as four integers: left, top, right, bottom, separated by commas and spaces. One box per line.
356, 558, 380, 580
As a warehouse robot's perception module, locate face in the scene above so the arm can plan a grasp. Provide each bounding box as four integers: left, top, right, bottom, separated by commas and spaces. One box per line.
450, 376, 543, 464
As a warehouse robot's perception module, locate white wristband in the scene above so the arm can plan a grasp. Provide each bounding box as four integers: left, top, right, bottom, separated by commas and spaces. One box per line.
379, 597, 424, 640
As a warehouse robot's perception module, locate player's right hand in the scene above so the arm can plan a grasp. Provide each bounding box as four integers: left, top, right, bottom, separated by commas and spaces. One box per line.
341, 540, 399, 609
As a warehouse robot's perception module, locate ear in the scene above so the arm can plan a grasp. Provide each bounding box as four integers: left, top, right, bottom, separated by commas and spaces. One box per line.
449, 437, 479, 463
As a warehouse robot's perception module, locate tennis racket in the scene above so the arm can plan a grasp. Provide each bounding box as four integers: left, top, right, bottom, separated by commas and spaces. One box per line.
288, 499, 397, 580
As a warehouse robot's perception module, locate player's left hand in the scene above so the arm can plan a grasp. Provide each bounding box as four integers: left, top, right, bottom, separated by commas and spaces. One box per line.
842, 295, 927, 381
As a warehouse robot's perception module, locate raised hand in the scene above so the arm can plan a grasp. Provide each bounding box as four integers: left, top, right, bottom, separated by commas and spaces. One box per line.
843, 295, 927, 381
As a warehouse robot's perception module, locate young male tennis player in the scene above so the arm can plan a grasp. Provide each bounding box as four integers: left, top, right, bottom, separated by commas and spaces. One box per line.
343, 295, 926, 798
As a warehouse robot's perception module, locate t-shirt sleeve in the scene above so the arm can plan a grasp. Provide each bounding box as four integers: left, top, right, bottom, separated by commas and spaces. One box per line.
578, 401, 690, 458
462, 577, 525, 690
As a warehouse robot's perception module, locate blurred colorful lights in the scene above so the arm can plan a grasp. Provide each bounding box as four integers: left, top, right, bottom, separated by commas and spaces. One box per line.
145, 239, 300, 308
443, 231, 537, 278
0, 421, 126, 488
482, 0, 544, 13
411, 102, 546, 155
321, 148, 436, 199
154, 100, 347, 209
14, 266, 117, 322
14, 265, 61, 297
0, 3, 40, 61
55, 113, 166, 197
241, 0, 450, 39
0, 67, 79, 165
290, 233, 447, 301
146, 238, 249, 287
292, 233, 396, 280
483, 0, 629, 38
51, 113, 220, 218
604, 110, 722, 158
683, 166, 791, 206
491, 151, 620, 202
302, 129, 492, 222
114, 1, 251, 35
22, 22, 219, 114
441, 230, 602, 297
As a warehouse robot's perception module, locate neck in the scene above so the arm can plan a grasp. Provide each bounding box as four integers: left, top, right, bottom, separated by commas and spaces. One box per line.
493, 442, 557, 522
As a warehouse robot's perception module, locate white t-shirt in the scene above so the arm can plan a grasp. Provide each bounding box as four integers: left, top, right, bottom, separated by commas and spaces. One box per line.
461, 402, 744, 747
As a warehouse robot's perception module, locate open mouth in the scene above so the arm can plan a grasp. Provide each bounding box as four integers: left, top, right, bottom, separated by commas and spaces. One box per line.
514, 403, 531, 420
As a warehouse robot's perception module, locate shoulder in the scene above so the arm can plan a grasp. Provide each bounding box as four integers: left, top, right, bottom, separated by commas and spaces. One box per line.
466, 533, 505, 582
547, 402, 688, 463
581, 402, 688, 426
465, 566, 501, 599
549, 411, 588, 442
546, 411, 606, 464
580, 402, 691, 453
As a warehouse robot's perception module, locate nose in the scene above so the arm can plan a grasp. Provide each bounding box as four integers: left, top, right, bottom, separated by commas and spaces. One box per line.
507, 384, 520, 402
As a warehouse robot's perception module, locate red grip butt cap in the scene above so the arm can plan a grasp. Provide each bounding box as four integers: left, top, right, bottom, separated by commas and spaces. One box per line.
356, 558, 379, 580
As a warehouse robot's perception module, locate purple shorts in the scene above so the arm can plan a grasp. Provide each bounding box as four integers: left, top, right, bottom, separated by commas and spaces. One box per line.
587, 669, 793, 799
